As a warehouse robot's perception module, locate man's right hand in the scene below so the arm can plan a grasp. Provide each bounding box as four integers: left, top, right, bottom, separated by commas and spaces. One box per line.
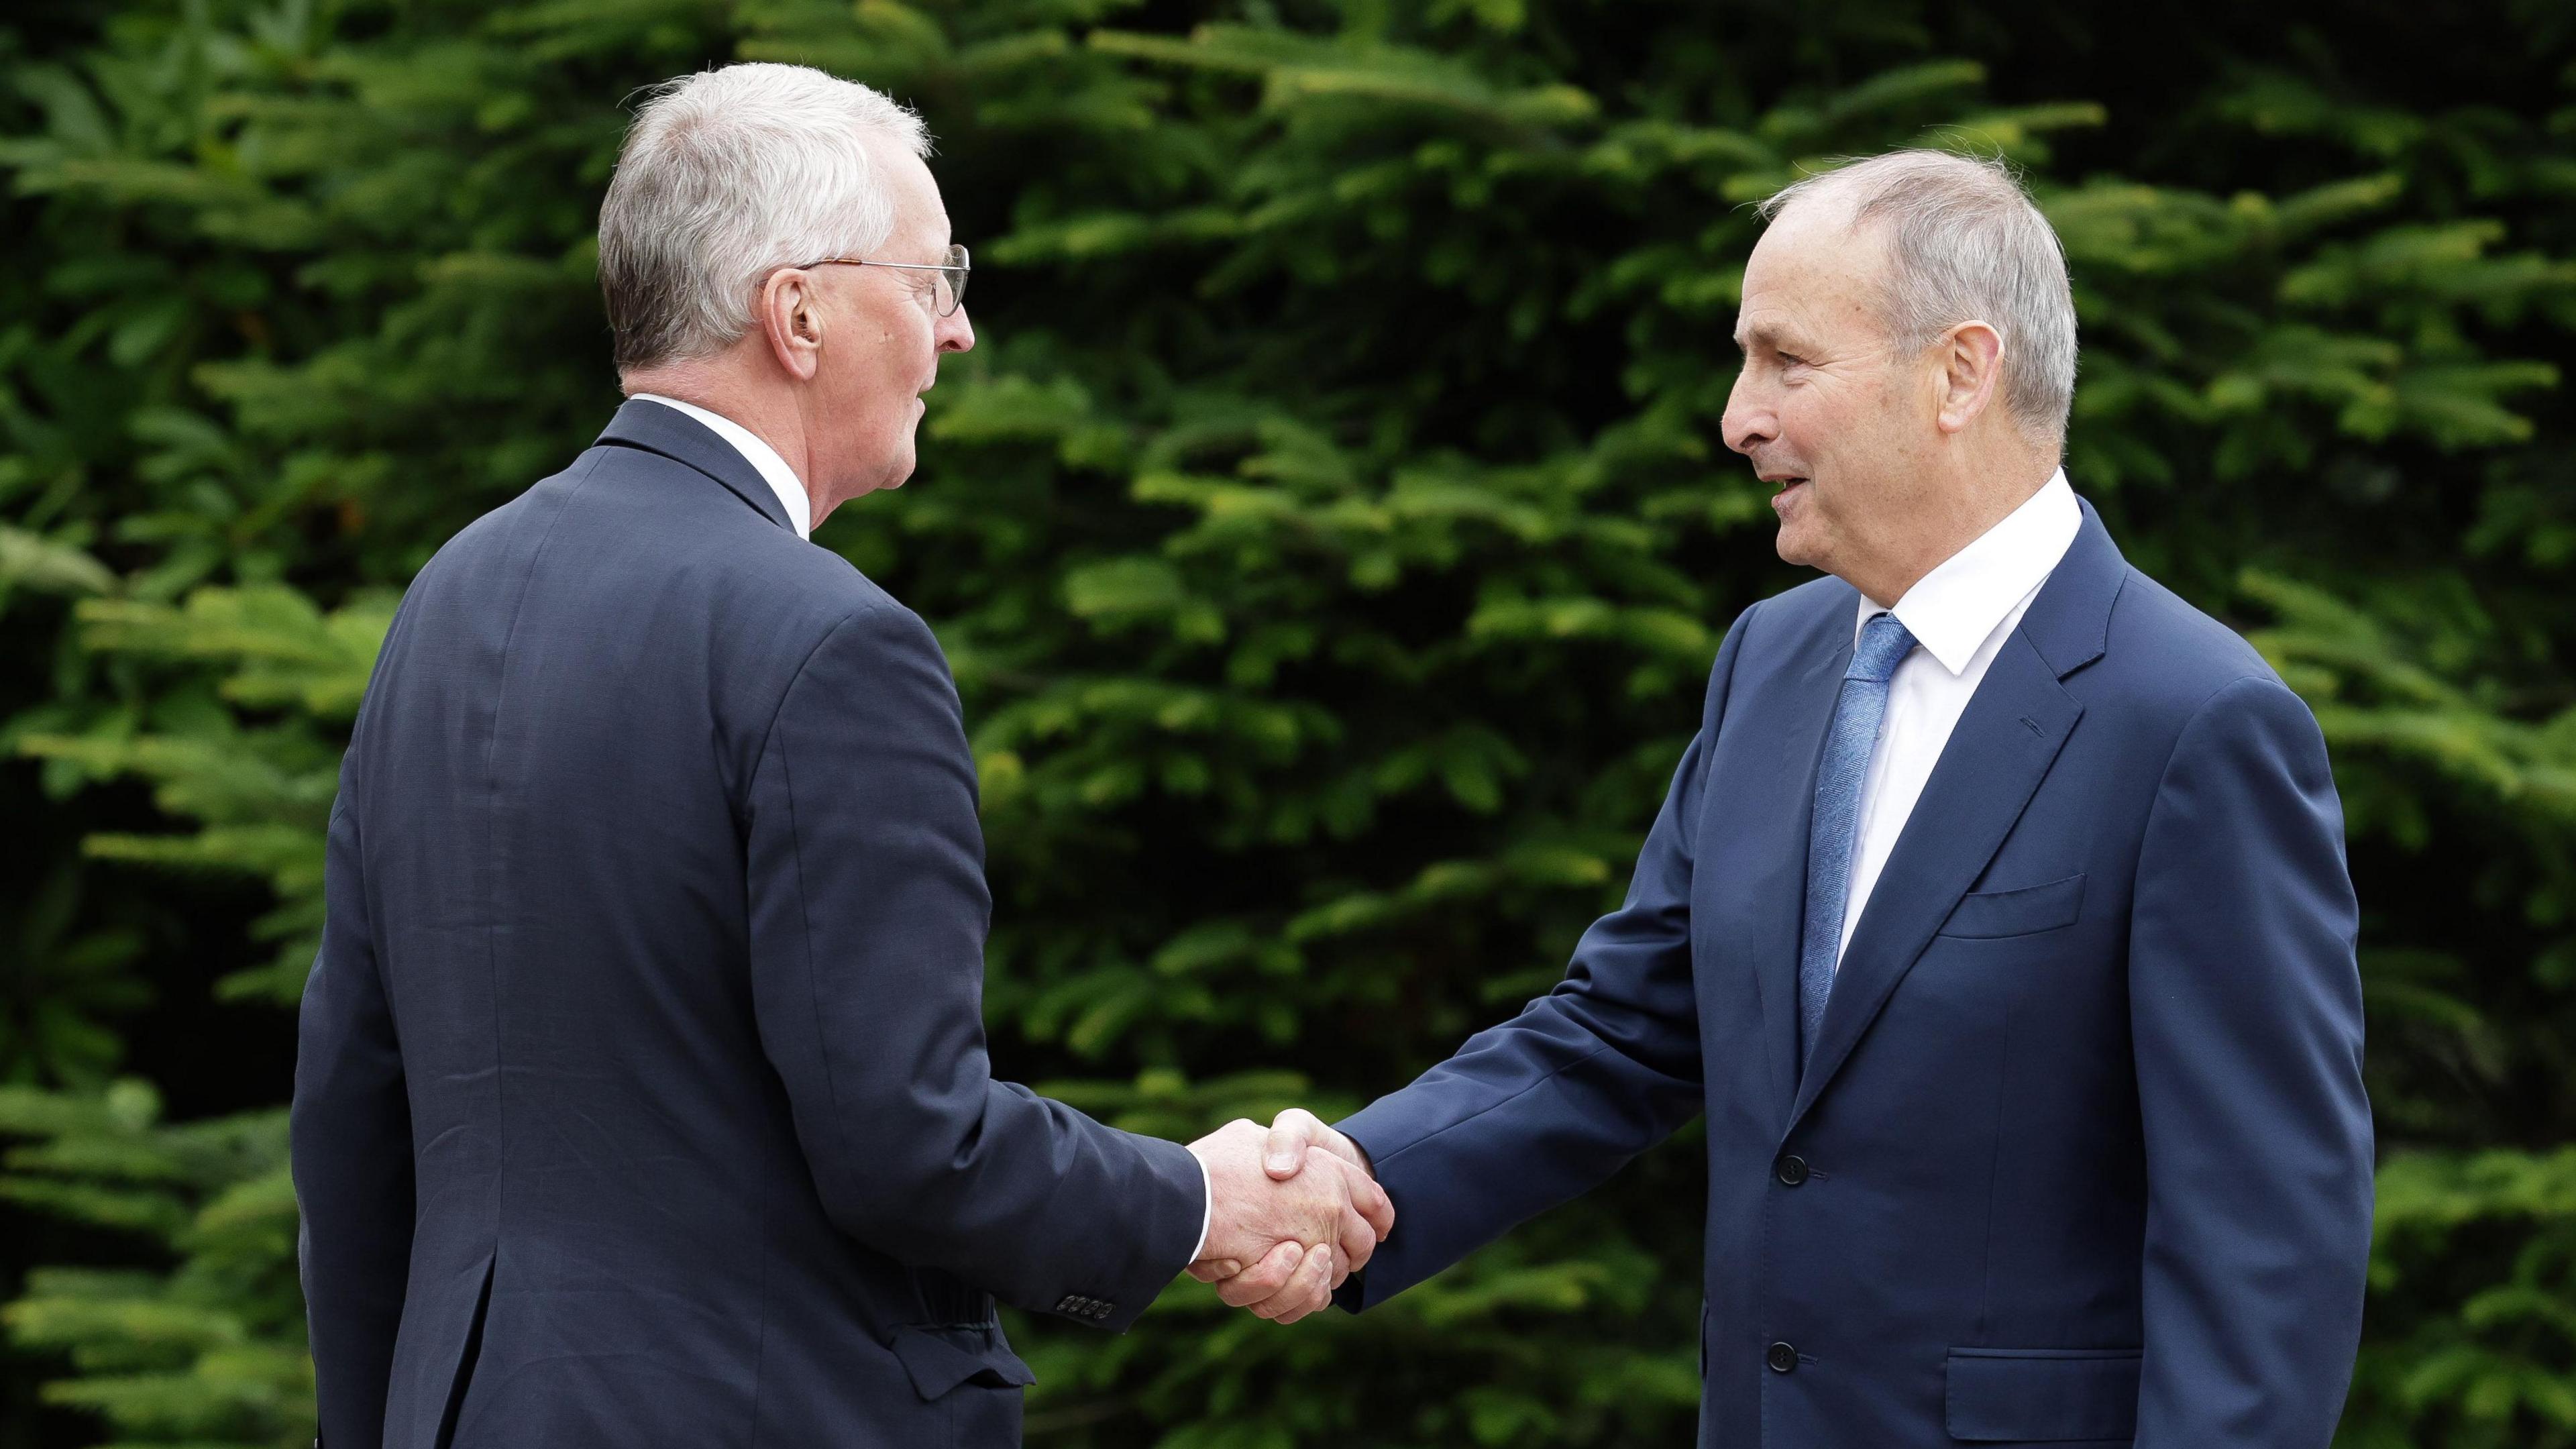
1256, 1107, 1373, 1181
1185, 1117, 1391, 1324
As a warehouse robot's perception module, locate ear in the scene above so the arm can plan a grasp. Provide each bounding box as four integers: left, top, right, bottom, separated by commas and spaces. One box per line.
755, 267, 824, 382
1933, 320, 2004, 435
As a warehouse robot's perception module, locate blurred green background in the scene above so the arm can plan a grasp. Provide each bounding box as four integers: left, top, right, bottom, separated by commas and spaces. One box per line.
1, 0, 2572, 1444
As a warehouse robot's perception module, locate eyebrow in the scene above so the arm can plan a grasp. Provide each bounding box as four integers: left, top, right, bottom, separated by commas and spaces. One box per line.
1733, 321, 1807, 356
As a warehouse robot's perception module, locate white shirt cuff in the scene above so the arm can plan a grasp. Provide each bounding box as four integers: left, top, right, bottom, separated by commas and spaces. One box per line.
1192, 1151, 1214, 1261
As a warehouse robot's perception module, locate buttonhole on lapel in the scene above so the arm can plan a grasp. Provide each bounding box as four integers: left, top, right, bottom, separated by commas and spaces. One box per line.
2018, 716, 2042, 737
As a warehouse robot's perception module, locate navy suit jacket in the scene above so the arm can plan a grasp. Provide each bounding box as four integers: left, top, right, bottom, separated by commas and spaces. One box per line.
290, 400, 1204, 1449
1334, 495, 2373, 1448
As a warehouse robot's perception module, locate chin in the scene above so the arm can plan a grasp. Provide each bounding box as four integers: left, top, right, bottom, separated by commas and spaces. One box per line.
1774, 523, 1817, 568
849, 441, 914, 496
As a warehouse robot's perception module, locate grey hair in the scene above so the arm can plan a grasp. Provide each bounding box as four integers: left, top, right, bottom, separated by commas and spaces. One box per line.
599, 63, 931, 370
1756, 150, 2078, 446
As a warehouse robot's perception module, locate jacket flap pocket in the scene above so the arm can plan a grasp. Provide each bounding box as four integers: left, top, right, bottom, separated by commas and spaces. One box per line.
1937, 872, 2086, 939
1945, 1348, 2140, 1442
890, 1323, 1037, 1400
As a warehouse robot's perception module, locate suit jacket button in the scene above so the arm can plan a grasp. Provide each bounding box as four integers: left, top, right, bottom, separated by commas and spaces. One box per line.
1766, 1341, 1798, 1373
1774, 1154, 1809, 1186
1056, 1295, 1082, 1313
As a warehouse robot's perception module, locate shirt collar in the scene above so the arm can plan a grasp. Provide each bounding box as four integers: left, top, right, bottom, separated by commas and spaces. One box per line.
627, 393, 812, 540
1853, 468, 2082, 676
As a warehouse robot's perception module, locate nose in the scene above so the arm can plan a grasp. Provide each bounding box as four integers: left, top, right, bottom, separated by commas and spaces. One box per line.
1721, 367, 1773, 456
937, 304, 974, 355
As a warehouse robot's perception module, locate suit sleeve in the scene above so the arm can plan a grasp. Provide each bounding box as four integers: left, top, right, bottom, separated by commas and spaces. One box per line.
291, 790, 416, 1449
1329, 606, 1754, 1311
745, 600, 1203, 1331
2128, 674, 2373, 1448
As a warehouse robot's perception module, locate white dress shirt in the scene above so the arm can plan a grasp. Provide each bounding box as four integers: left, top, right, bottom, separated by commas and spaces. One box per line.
1833, 468, 2082, 969
629, 394, 813, 540
627, 392, 1219, 1261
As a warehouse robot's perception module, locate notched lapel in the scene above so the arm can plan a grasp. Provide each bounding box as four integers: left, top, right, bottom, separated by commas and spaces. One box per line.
1786, 630, 2083, 1130
1703, 608, 1851, 1123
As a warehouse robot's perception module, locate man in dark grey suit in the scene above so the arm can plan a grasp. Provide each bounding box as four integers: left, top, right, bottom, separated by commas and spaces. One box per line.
289, 63, 1383, 1449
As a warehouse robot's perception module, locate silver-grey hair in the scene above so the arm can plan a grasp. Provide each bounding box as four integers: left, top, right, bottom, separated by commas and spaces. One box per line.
599, 63, 931, 370
1756, 150, 2078, 446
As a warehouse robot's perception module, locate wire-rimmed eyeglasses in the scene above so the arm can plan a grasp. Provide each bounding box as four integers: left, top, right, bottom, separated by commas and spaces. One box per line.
800, 243, 970, 317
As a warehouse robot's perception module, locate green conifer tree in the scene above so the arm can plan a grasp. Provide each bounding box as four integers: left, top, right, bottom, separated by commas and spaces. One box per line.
2, 2, 2573, 1446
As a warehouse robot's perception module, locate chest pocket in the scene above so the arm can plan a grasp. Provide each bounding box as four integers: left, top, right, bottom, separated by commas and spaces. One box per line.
1937, 872, 2086, 939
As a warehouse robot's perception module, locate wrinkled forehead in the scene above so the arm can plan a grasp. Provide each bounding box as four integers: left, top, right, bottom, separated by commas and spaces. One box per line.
1733, 204, 1892, 345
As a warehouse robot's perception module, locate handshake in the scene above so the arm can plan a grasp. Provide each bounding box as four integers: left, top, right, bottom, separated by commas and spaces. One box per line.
1183, 1109, 1387, 1324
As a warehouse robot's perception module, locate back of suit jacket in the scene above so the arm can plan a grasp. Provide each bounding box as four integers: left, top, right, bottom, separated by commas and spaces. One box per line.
1332, 494, 2373, 1449
290, 401, 1204, 1449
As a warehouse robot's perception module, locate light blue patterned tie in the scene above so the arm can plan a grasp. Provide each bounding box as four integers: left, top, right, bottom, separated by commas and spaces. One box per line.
1798, 610, 1919, 1066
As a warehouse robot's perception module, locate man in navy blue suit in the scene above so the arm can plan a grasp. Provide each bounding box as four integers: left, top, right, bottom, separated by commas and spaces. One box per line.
289, 64, 1387, 1449
1234, 150, 2374, 1446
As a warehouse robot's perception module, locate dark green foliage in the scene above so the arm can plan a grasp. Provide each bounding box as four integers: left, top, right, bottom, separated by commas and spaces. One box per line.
0, 1, 2572, 1445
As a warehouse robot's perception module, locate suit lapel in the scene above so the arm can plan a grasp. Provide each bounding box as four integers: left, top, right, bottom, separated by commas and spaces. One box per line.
1721, 621, 1865, 1119
1776, 495, 2128, 1134
1784, 633, 2081, 1128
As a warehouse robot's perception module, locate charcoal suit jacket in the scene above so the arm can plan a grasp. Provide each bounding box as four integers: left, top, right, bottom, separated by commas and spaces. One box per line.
1333, 492, 2373, 1448
291, 400, 1205, 1449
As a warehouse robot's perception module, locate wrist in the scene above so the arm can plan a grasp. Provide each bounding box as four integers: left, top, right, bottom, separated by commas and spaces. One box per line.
1327, 1124, 1375, 1178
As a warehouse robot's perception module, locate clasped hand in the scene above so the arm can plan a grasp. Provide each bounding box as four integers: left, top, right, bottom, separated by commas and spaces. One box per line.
1184, 1110, 1383, 1324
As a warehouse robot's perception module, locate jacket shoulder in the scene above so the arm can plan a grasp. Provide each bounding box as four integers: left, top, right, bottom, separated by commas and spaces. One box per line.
1762, 571, 1859, 619
402, 445, 924, 702
2074, 564, 2334, 793
1736, 572, 1858, 648
2098, 566, 2285, 706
